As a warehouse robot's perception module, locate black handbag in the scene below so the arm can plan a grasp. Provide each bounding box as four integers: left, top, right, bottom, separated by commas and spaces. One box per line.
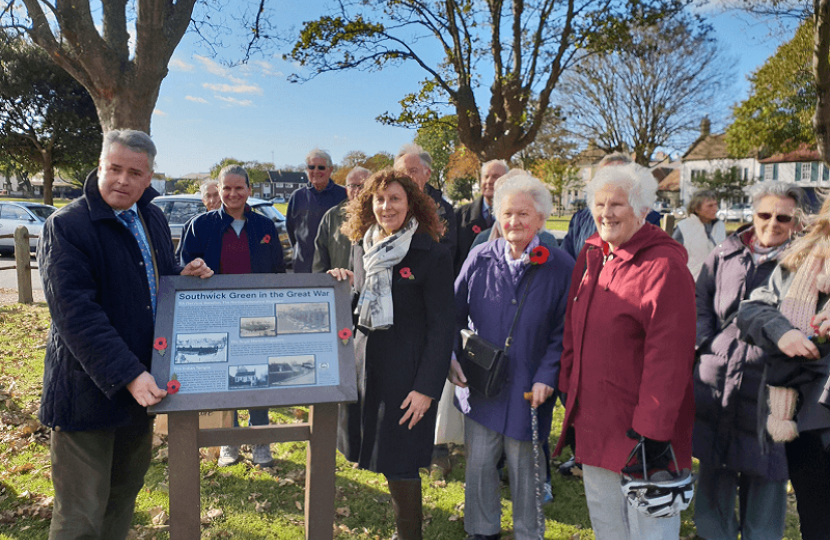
460, 267, 537, 398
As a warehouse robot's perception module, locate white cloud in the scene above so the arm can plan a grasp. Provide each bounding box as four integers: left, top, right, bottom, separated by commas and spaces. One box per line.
153, 109, 167, 116
193, 55, 246, 84
202, 82, 263, 95
170, 58, 194, 72
215, 96, 254, 107
185, 96, 208, 103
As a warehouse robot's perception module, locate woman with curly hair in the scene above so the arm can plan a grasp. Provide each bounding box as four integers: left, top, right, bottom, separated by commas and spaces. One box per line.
329, 169, 454, 540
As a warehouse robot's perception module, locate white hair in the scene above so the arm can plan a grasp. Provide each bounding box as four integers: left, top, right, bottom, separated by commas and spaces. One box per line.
585, 163, 657, 217
493, 173, 553, 221
346, 166, 371, 183
305, 148, 332, 168
482, 159, 509, 177
101, 129, 156, 172
199, 179, 219, 196
396, 142, 432, 169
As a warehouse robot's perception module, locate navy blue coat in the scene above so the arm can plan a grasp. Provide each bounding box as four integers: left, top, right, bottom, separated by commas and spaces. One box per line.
38, 172, 182, 431
694, 228, 789, 480
286, 180, 347, 273
178, 206, 285, 274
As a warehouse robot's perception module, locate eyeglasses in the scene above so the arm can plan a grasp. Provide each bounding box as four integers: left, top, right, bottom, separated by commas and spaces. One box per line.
346, 184, 364, 190
756, 212, 794, 223
307, 165, 328, 171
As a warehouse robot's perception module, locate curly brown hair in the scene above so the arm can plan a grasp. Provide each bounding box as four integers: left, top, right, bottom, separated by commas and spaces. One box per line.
341, 168, 445, 242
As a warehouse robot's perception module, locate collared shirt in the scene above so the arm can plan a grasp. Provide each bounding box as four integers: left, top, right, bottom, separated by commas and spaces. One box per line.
481, 199, 493, 225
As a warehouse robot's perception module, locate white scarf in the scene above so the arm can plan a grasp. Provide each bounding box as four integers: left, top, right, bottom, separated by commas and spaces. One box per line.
355, 217, 418, 330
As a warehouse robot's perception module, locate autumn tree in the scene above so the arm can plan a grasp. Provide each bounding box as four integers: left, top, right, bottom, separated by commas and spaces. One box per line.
0, 34, 101, 204
558, 16, 732, 166
209, 157, 275, 184
287, 0, 692, 162
513, 106, 577, 170
726, 21, 814, 158
444, 146, 479, 201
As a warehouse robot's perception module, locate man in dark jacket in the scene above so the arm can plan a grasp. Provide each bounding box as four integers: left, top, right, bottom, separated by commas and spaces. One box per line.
454, 159, 509, 273
179, 165, 285, 467
286, 149, 347, 273
394, 145, 457, 261
37, 130, 213, 540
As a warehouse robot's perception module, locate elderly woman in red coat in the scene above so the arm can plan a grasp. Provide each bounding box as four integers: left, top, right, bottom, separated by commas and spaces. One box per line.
553, 163, 696, 539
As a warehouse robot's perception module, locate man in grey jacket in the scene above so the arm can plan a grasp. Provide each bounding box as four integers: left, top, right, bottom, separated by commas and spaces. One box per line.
312, 166, 369, 273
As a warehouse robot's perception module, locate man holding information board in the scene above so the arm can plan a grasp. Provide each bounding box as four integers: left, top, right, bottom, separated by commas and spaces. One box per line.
179, 164, 286, 467
37, 130, 213, 540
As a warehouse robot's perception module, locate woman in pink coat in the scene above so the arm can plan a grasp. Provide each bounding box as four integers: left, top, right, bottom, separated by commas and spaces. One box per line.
553, 163, 696, 539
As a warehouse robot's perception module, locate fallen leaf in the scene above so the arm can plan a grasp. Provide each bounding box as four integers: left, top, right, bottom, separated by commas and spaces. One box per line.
294, 500, 302, 510
335, 506, 350, 517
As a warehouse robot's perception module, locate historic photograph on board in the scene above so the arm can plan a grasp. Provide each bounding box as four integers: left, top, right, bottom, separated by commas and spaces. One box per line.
275, 302, 331, 335
268, 355, 316, 386
239, 316, 277, 338
228, 364, 269, 389
174, 333, 228, 364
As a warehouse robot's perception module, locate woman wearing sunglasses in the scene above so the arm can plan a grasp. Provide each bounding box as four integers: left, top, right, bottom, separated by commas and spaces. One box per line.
694, 181, 805, 540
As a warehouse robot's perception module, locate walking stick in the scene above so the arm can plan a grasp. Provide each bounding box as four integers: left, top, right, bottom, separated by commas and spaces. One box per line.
524, 392, 544, 540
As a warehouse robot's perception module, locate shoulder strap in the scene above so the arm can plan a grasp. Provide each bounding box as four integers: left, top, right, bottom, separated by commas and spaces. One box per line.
504, 265, 538, 355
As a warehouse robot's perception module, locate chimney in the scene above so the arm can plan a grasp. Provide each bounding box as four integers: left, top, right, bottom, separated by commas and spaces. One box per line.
700, 117, 711, 138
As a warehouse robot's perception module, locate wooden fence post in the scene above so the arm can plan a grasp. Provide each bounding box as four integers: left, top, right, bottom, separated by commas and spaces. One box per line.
14, 226, 32, 305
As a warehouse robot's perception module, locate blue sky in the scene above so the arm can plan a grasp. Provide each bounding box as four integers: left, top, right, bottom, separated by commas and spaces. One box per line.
148, 5, 797, 178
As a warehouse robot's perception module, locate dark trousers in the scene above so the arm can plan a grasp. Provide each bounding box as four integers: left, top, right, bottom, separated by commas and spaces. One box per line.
49, 419, 153, 540
785, 430, 830, 540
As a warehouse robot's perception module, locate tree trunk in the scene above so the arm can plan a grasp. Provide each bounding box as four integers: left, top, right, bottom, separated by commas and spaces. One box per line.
814, 0, 830, 164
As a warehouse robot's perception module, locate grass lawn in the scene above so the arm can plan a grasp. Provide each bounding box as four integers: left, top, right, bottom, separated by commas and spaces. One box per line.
0, 303, 802, 539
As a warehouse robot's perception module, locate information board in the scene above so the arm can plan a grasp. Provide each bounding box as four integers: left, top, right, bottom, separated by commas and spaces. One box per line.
148, 273, 357, 414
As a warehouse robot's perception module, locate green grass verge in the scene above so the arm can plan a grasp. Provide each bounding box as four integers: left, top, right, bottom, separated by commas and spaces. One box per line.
0, 304, 802, 539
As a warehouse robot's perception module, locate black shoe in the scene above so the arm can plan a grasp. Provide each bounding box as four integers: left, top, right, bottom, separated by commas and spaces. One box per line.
558, 456, 582, 476
464, 535, 500, 540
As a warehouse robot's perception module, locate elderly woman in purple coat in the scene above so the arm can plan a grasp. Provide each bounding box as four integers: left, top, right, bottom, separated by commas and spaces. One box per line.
449, 173, 573, 540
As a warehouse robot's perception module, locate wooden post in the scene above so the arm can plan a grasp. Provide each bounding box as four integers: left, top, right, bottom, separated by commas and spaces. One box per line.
662, 214, 676, 236
167, 412, 202, 540
14, 226, 32, 304
304, 403, 338, 540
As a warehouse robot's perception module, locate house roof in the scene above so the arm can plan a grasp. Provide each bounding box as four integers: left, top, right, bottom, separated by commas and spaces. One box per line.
267, 170, 308, 183
683, 133, 730, 160
657, 168, 680, 191
758, 144, 821, 164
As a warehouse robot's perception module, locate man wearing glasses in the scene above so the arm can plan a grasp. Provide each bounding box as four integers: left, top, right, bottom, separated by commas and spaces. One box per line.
312, 166, 370, 273
286, 149, 347, 273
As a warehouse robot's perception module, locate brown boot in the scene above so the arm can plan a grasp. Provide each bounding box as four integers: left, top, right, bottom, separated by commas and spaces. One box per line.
388, 479, 423, 540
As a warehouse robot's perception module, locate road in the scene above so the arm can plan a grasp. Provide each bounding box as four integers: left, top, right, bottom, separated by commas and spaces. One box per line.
0, 253, 42, 291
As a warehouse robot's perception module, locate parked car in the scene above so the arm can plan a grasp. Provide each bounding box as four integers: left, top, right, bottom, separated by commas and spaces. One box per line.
716, 203, 752, 222
0, 201, 58, 255
270, 196, 286, 204
151, 194, 293, 263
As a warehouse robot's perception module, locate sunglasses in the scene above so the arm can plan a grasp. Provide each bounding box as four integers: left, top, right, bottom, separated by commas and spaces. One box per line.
307, 165, 328, 171
346, 184, 364, 190
756, 212, 794, 223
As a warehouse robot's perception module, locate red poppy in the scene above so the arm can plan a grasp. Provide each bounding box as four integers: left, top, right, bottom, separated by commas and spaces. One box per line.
153, 337, 167, 356
167, 379, 181, 394
338, 328, 352, 340
529, 245, 550, 265
399, 267, 414, 279
261, 234, 271, 244
472, 224, 481, 234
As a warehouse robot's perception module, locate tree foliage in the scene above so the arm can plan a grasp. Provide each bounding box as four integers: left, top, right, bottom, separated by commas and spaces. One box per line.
0, 34, 101, 204
286, 0, 693, 162
415, 116, 460, 191
531, 158, 581, 215
726, 21, 814, 158
690, 166, 752, 202
444, 146, 479, 201
209, 157, 275, 185
558, 15, 732, 166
